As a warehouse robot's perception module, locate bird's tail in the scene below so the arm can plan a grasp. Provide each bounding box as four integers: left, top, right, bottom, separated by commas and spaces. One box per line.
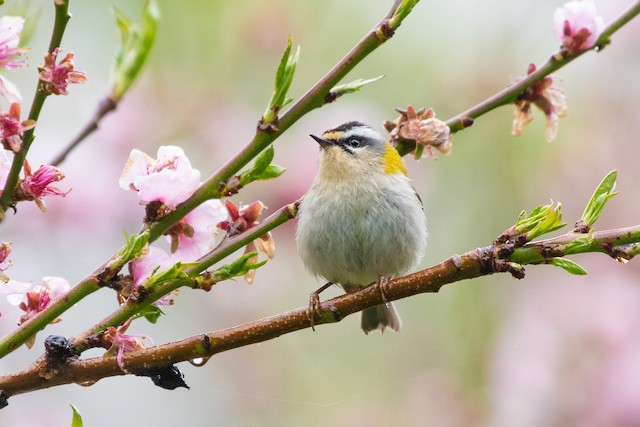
361, 302, 402, 334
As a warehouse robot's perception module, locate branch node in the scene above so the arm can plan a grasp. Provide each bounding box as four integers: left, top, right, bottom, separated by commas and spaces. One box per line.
41, 335, 78, 380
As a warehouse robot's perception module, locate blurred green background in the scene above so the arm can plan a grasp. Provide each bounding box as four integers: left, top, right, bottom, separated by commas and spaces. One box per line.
1, 0, 639, 426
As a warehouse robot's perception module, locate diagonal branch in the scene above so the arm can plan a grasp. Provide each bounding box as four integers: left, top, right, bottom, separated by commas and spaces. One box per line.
1, 224, 638, 399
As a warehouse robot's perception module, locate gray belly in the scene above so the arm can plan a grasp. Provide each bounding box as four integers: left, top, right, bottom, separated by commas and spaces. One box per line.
297, 185, 426, 286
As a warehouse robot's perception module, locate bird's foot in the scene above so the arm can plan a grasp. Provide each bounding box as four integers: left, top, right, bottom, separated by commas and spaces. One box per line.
374, 274, 391, 306
308, 282, 333, 331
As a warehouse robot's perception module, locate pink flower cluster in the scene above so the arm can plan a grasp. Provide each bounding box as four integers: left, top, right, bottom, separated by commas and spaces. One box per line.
121, 146, 228, 292
1, 276, 70, 325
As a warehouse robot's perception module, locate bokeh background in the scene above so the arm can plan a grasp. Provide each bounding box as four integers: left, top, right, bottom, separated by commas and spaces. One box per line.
1, 0, 639, 426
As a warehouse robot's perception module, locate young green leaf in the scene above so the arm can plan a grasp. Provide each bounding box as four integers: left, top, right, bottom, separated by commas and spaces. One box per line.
257, 164, 286, 180
548, 257, 588, 275
252, 146, 275, 176
263, 36, 300, 124
115, 230, 150, 265
580, 170, 618, 228
70, 404, 83, 427
328, 76, 384, 102
111, 0, 160, 101
389, 0, 420, 28
133, 305, 165, 324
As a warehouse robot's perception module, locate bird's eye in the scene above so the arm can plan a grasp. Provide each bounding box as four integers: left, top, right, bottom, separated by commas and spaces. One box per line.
347, 137, 360, 148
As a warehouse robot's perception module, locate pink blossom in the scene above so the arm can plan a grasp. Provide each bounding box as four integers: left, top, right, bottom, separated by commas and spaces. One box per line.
217, 200, 265, 237
103, 320, 149, 371
15, 162, 68, 212
0, 16, 27, 70
0, 103, 36, 152
217, 200, 274, 284
119, 146, 201, 210
512, 63, 568, 143
130, 246, 174, 287
39, 48, 87, 95
553, 0, 605, 53
129, 246, 176, 306
3, 276, 70, 324
168, 199, 227, 262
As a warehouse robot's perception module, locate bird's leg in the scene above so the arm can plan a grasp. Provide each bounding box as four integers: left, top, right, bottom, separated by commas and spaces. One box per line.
374, 274, 391, 306
308, 282, 334, 331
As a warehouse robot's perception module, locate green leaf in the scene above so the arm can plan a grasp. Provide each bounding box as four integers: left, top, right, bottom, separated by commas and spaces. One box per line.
70, 404, 83, 427
257, 164, 286, 180
548, 257, 588, 275
511, 202, 566, 241
134, 304, 165, 324
237, 146, 286, 187
580, 170, 618, 227
263, 37, 300, 124
145, 262, 190, 288
211, 252, 268, 282
329, 75, 384, 100
111, 0, 160, 101
252, 146, 275, 176
116, 230, 150, 264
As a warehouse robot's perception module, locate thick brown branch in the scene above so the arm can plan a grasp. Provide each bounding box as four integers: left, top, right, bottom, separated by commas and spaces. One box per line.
2, 224, 639, 400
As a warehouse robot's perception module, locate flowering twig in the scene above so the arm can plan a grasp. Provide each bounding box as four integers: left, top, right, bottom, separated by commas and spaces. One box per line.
71, 200, 299, 353
0, 0, 416, 357
1, 222, 638, 399
0, 0, 72, 214
444, 0, 640, 134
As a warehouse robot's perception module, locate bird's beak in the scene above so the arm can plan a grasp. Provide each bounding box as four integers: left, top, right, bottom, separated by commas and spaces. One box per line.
310, 134, 333, 149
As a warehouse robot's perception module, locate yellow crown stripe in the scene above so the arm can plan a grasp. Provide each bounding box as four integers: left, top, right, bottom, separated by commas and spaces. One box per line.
321, 131, 343, 140
383, 142, 407, 175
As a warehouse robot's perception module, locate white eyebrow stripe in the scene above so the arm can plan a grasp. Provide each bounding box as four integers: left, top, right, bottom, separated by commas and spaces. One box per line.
341, 126, 379, 141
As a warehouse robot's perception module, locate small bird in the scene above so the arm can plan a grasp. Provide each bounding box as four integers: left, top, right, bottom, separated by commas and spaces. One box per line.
296, 121, 427, 333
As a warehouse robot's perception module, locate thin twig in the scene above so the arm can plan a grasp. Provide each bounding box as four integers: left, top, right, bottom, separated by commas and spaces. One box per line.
49, 97, 117, 166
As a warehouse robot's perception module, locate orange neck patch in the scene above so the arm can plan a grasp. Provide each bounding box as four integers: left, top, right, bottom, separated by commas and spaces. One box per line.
383, 142, 407, 175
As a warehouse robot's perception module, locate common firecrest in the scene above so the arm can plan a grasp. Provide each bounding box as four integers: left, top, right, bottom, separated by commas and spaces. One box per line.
296, 121, 427, 333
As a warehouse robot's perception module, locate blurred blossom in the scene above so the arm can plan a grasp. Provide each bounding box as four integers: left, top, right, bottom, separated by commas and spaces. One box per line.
103, 319, 149, 370
39, 48, 87, 96
0, 16, 27, 70
119, 146, 201, 210
0, 102, 36, 152
0, 147, 10, 190
490, 275, 640, 427
167, 199, 227, 262
554, 0, 605, 54
512, 64, 568, 143
0, 241, 12, 280
0, 75, 22, 103
3, 276, 70, 325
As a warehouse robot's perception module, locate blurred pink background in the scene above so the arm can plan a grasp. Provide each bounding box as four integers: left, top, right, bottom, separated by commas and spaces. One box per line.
1, 0, 639, 425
